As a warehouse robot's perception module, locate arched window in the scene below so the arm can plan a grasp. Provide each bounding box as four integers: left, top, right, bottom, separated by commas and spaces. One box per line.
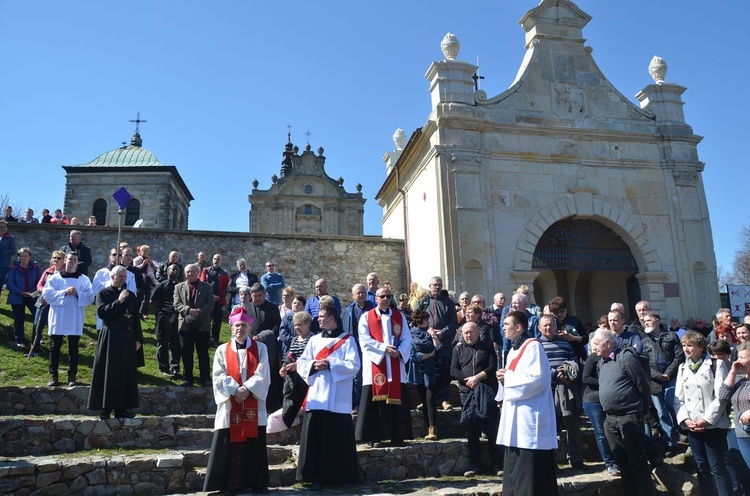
125, 198, 141, 226
91, 199, 107, 226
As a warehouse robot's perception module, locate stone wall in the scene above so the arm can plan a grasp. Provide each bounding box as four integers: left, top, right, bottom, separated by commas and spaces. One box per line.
6, 223, 406, 298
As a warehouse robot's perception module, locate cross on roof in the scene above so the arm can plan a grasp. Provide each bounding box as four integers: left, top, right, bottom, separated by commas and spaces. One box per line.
286, 124, 292, 143
129, 112, 148, 133
304, 129, 313, 145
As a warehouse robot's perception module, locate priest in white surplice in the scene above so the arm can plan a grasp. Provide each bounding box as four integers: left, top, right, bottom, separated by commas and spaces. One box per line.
355, 286, 413, 447
43, 252, 94, 387
496, 310, 558, 496
296, 305, 360, 489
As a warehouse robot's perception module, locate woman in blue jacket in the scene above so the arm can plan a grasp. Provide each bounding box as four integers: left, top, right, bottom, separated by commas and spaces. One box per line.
7, 247, 42, 348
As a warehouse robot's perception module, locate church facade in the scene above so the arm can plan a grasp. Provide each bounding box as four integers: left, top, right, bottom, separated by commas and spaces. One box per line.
249, 137, 365, 236
377, 0, 719, 322
62, 131, 193, 230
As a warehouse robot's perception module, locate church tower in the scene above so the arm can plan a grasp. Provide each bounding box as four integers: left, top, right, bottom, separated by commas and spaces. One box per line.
248, 134, 365, 236
62, 117, 193, 229
377, 0, 718, 322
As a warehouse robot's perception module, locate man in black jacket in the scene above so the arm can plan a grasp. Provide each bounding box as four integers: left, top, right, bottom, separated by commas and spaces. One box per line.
598, 328, 654, 495
60, 230, 92, 276
417, 276, 457, 410
641, 312, 683, 456
150, 264, 182, 377
451, 322, 500, 476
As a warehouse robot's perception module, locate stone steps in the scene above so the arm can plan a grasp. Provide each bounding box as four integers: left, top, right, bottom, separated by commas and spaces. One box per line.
0, 409, 601, 464
0, 385, 693, 495
1, 441, 633, 496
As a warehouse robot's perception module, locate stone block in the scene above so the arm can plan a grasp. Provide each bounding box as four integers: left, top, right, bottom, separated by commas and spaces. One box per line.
69, 475, 87, 491
155, 455, 183, 468
36, 459, 61, 473
85, 468, 107, 485
35, 470, 62, 487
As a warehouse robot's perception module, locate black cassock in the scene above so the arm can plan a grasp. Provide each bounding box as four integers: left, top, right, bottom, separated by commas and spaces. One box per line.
87, 285, 143, 412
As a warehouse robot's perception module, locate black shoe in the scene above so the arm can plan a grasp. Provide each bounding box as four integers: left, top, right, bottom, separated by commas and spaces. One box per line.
571, 461, 586, 470
171, 371, 182, 379
160, 371, 174, 378
201, 379, 212, 388
180, 380, 194, 387
306, 482, 322, 491
664, 446, 679, 457
390, 440, 406, 447
371, 441, 385, 448
100, 409, 112, 420
115, 410, 135, 419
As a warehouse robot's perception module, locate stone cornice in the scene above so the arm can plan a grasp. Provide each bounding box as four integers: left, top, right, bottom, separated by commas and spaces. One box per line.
433, 114, 703, 145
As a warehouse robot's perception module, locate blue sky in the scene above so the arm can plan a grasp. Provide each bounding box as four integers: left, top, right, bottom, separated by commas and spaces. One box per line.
2, 1, 747, 275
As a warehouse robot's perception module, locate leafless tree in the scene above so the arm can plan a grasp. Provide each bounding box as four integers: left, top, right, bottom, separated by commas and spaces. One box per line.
732, 225, 750, 285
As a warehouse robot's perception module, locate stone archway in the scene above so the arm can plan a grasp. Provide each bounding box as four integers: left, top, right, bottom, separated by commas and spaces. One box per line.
531, 218, 639, 323
514, 193, 664, 323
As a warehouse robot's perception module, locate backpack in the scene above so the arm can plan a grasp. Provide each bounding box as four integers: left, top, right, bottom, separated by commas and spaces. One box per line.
618, 344, 652, 395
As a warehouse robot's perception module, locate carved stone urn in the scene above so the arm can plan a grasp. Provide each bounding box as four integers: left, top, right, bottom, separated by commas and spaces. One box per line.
441, 33, 460, 61
649, 55, 668, 84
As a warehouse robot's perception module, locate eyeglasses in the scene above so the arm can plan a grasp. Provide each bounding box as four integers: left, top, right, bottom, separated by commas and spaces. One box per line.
377, 294, 393, 299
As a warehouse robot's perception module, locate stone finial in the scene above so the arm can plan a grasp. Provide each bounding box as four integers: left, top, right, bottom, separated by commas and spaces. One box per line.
130, 132, 142, 147
305, 144, 312, 151
356, 183, 362, 192
649, 55, 668, 84
271, 174, 278, 184
393, 128, 407, 150
337, 177, 344, 186
252, 179, 259, 189
293, 145, 299, 154
317, 146, 324, 156
441, 32, 460, 60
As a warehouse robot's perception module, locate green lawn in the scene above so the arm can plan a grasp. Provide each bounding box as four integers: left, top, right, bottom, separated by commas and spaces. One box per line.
0, 298, 232, 387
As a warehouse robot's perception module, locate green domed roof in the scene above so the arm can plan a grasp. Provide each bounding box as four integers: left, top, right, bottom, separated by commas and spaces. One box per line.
79, 132, 163, 167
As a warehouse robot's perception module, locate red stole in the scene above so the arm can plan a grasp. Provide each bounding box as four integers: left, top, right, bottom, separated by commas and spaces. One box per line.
302, 333, 350, 410
366, 309, 404, 405
508, 338, 538, 371
225, 338, 260, 442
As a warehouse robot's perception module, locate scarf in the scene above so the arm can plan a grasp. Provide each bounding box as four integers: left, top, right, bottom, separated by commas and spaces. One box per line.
366, 309, 404, 404
687, 356, 703, 374
225, 338, 260, 442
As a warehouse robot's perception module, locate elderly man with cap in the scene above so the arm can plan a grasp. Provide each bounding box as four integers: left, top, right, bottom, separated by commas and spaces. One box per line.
203, 307, 270, 493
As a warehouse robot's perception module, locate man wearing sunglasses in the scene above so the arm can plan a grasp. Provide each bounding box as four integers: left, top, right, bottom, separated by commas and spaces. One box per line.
355, 287, 412, 447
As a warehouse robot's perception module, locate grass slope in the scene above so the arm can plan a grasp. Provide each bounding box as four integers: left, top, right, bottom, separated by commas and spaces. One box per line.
0, 298, 233, 387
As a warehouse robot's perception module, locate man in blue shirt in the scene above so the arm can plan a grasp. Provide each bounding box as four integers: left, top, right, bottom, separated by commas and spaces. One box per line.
305, 278, 341, 334
261, 260, 285, 306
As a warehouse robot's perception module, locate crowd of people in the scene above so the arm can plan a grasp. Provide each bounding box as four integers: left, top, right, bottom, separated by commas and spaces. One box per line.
4, 222, 750, 494
3, 205, 97, 226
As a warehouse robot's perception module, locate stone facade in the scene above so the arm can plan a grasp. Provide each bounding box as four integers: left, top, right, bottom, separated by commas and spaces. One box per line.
62, 132, 192, 230
249, 137, 365, 236
7, 223, 407, 298
377, 0, 719, 323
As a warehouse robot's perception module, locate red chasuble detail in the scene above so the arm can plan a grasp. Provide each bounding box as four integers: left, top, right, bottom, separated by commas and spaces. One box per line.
366, 309, 404, 405
225, 339, 260, 442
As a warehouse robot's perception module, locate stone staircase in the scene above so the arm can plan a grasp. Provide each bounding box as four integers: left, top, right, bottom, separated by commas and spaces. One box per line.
0, 385, 685, 495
